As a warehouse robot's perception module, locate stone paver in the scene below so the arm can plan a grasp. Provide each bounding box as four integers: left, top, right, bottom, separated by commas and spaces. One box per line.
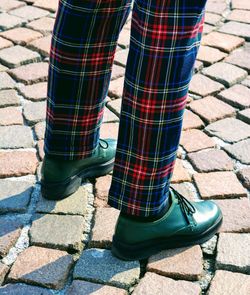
66, 280, 127, 295
189, 74, 224, 96
0, 283, 54, 295
180, 129, 215, 153
90, 208, 119, 248
147, 246, 203, 281
237, 168, 250, 189
242, 76, 250, 88
0, 125, 34, 148
204, 12, 221, 26
0, 107, 23, 126
223, 138, 250, 164
227, 9, 250, 24
182, 109, 204, 130
205, 118, 250, 143
19, 82, 47, 101
9, 6, 49, 21
23, 101, 46, 124
219, 21, 250, 40
28, 35, 51, 57
34, 121, 45, 139
0, 72, 15, 90
0, 36, 13, 50
205, 0, 227, 15
208, 270, 250, 295
232, 0, 250, 10
103, 106, 119, 123
26, 16, 54, 34
0, 150, 38, 178
107, 98, 121, 117
215, 198, 250, 233
133, 272, 201, 295
0, 179, 34, 213
201, 31, 245, 53
197, 46, 227, 65
0, 27, 42, 45
187, 149, 233, 172
94, 175, 112, 208
114, 48, 129, 67
36, 186, 88, 215
171, 183, 197, 201
30, 213, 85, 251
37, 139, 44, 160
0, 13, 24, 30
194, 171, 247, 199
111, 64, 125, 80
0, 0, 25, 12
216, 233, 250, 274
0, 90, 20, 107
225, 48, 250, 72
33, 0, 58, 12
0, 215, 23, 257
73, 248, 140, 289
189, 96, 235, 123
171, 159, 192, 183
202, 62, 247, 87
8, 62, 48, 84
238, 108, 250, 124
108, 76, 125, 98
8, 246, 74, 290
100, 122, 119, 140
217, 84, 250, 109
0, 262, 9, 285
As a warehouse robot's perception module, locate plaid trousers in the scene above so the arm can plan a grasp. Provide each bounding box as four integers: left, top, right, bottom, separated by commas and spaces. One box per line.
44, 0, 207, 217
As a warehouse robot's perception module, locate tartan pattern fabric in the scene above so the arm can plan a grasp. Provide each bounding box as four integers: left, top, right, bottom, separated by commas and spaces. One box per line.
44, 0, 207, 217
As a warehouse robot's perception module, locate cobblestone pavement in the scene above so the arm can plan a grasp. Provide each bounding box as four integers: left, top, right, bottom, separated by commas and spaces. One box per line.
0, 0, 250, 294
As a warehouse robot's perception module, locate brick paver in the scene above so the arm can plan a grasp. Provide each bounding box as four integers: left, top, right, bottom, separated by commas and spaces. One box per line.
0, 2, 249, 293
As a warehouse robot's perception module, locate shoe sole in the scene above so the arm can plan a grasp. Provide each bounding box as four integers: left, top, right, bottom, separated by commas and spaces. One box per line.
41, 159, 114, 200
111, 216, 223, 261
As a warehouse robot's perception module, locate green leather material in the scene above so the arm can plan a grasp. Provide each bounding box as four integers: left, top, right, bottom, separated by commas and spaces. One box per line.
41, 138, 117, 182
114, 189, 222, 245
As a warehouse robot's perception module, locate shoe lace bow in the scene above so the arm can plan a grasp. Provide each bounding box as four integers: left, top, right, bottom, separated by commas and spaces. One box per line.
170, 186, 196, 226
99, 138, 109, 149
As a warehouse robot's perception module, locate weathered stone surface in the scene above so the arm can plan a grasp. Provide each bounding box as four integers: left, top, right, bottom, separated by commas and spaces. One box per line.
90, 208, 119, 248
0, 125, 34, 148
219, 21, 250, 40
0, 179, 34, 213
66, 280, 127, 295
216, 233, 250, 274
37, 139, 44, 160
203, 24, 214, 35
33, 0, 58, 12
0, 90, 20, 107
30, 213, 85, 251
34, 121, 45, 139
0, 283, 54, 295
0, 150, 38, 178
100, 122, 119, 141
36, 186, 88, 215
194, 171, 247, 199
242, 76, 250, 87
194, 60, 203, 72
223, 139, 250, 164
0, 215, 23, 257
0, 262, 9, 285
238, 108, 250, 124
0, 36, 13, 50
232, 0, 250, 10
0, 13, 24, 30
28, 35, 51, 57
189, 74, 224, 96
204, 12, 221, 26
108, 76, 124, 98
208, 270, 250, 295
147, 246, 203, 281
171, 183, 196, 201
182, 109, 204, 130
0, 27, 42, 45
73, 249, 140, 289
218, 84, 250, 109
189, 96, 235, 123
114, 48, 129, 67
117, 29, 130, 49
19, 82, 47, 101
171, 159, 192, 183
201, 31, 244, 53
9, 5, 49, 21
94, 175, 112, 208
8, 62, 48, 84
205, 0, 227, 15
107, 98, 121, 117
225, 48, 250, 72
133, 272, 201, 295
215, 198, 250, 233
0, 72, 15, 90
237, 168, 250, 189
227, 9, 250, 24
187, 149, 233, 172
103, 107, 119, 123
205, 118, 250, 143
23, 101, 46, 124
180, 129, 215, 153
111, 64, 125, 81
8, 246, 74, 290
202, 62, 247, 87
0, 0, 25, 12
197, 46, 227, 65
26, 17, 54, 34
0, 107, 23, 125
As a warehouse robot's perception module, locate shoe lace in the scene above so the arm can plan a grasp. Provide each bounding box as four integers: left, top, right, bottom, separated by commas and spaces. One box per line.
99, 138, 109, 149
170, 186, 196, 226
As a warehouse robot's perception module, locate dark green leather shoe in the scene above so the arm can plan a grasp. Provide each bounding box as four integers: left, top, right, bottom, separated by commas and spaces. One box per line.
111, 187, 223, 261
41, 138, 117, 200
